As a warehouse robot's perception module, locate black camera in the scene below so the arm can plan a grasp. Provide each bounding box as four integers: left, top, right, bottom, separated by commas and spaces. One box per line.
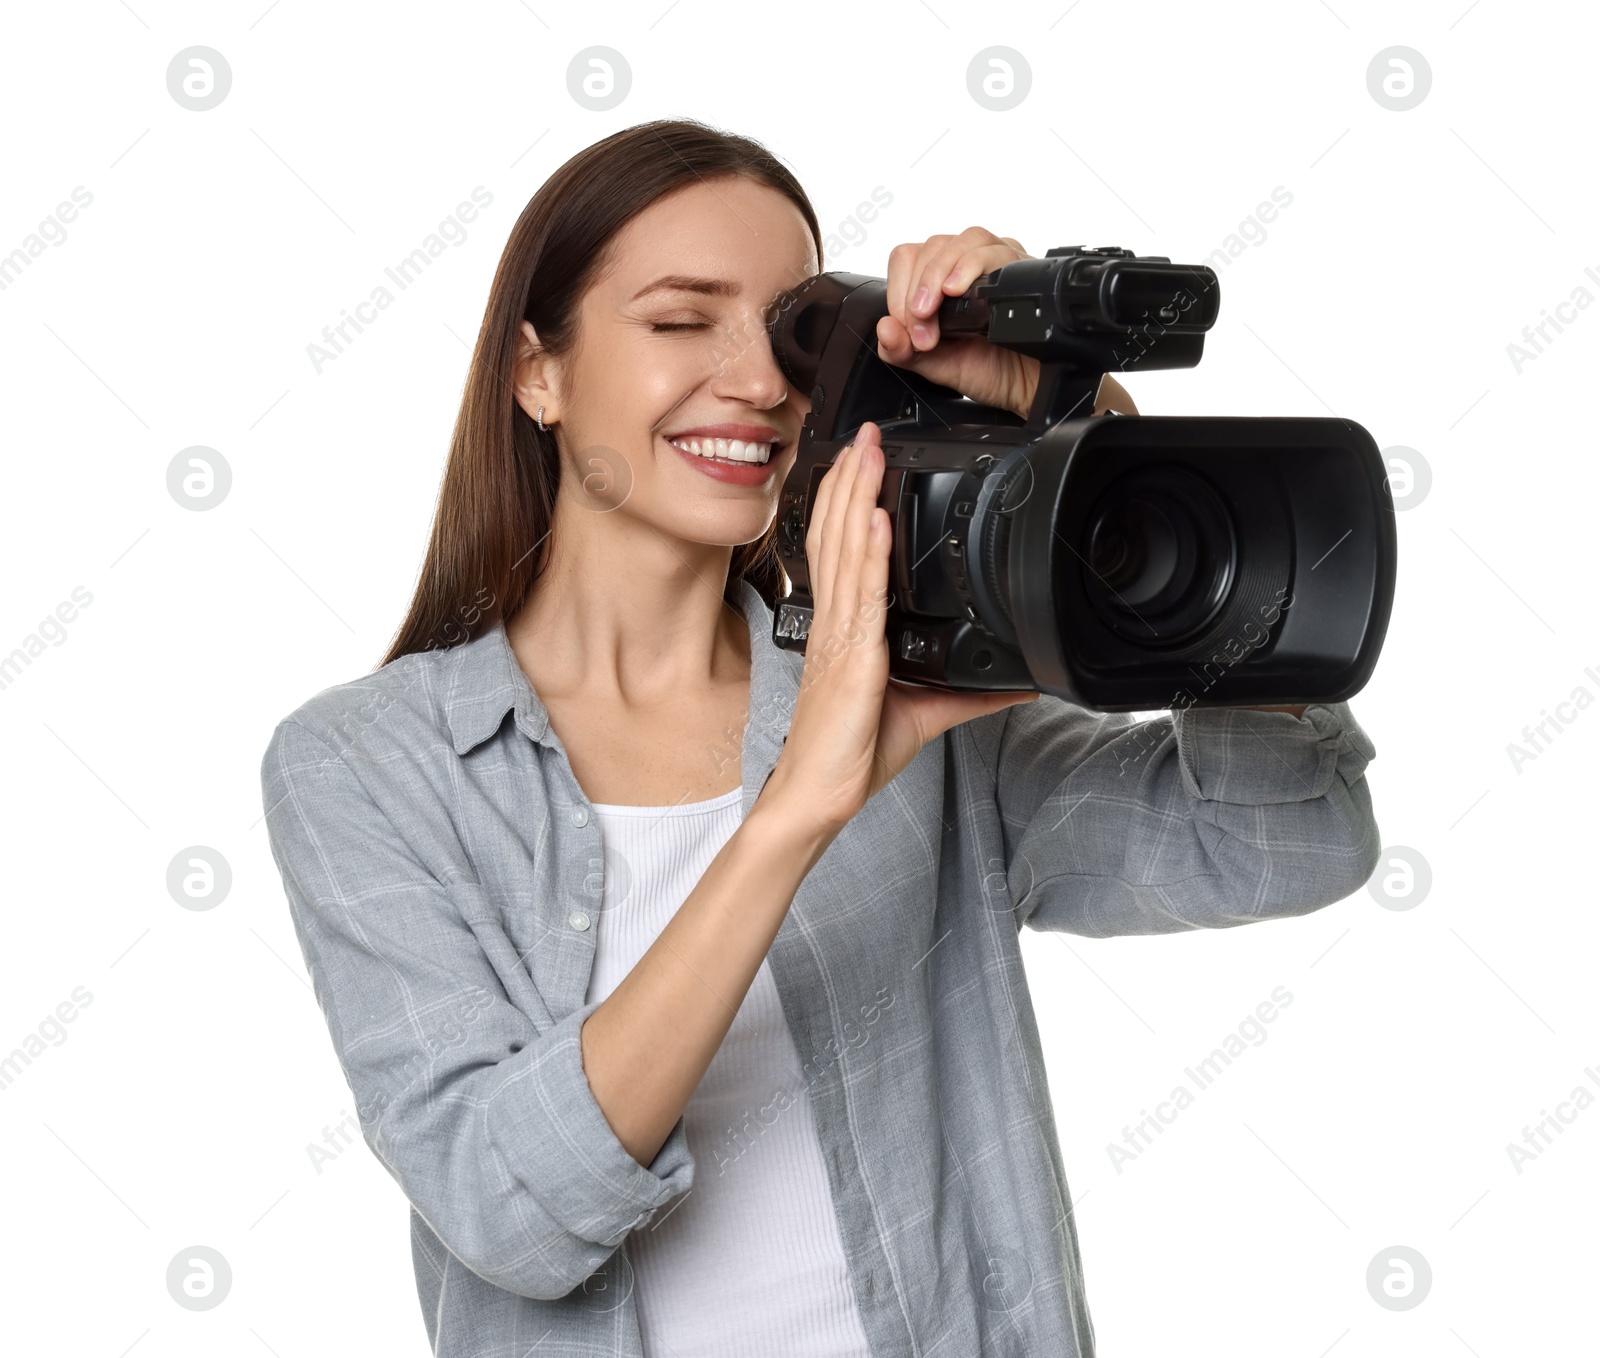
766, 246, 1396, 711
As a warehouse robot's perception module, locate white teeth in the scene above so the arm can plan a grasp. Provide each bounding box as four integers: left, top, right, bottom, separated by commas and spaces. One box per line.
668, 435, 773, 464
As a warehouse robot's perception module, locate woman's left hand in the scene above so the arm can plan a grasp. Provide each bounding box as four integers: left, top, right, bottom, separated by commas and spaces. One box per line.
876, 227, 1042, 419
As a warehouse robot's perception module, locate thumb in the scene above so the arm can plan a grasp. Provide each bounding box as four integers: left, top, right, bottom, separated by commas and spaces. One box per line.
875, 314, 956, 379
896, 684, 1039, 743
875, 316, 990, 399
953, 689, 1040, 725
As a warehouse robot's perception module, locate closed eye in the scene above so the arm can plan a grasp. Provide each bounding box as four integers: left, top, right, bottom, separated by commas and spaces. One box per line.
651, 322, 710, 332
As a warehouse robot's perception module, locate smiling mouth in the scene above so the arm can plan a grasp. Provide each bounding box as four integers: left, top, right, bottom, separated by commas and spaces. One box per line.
666, 435, 776, 465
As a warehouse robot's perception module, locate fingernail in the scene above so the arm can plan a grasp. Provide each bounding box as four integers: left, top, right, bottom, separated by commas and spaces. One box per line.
911, 323, 932, 347
912, 286, 932, 313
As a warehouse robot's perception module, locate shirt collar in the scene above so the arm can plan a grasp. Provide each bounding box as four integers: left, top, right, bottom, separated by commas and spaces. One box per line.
443, 579, 799, 776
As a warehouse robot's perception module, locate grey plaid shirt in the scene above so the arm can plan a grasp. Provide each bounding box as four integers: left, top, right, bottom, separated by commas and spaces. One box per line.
260, 578, 1380, 1357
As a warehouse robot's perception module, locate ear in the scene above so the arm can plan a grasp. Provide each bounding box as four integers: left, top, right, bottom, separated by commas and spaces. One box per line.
512, 320, 561, 425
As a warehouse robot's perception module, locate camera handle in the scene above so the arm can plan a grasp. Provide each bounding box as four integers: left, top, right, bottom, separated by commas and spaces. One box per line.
929, 284, 1110, 433
1023, 362, 1105, 431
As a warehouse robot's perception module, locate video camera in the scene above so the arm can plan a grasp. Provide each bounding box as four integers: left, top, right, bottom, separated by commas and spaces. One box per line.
765, 246, 1396, 710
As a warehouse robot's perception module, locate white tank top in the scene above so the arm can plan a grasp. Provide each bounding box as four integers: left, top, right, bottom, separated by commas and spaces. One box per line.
583, 787, 875, 1357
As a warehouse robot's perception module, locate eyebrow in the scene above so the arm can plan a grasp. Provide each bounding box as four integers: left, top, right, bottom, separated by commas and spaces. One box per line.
629, 274, 742, 302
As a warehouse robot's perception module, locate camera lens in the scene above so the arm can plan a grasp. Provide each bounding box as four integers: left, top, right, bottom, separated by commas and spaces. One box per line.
1088, 499, 1181, 607
1079, 466, 1236, 646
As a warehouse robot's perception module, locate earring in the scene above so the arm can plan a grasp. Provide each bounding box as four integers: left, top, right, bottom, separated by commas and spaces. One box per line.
536, 405, 546, 431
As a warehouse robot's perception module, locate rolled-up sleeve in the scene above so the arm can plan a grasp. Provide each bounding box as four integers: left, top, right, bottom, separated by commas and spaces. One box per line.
260, 717, 695, 1300
992, 697, 1380, 936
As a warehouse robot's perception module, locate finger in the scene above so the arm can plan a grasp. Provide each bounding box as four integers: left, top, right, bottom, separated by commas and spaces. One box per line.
914, 230, 1026, 309
905, 227, 992, 326
819, 425, 880, 613
887, 236, 953, 349
805, 439, 844, 580
935, 237, 1027, 301
807, 434, 858, 611
908, 228, 986, 315
859, 505, 892, 641
910, 232, 1029, 351
812, 435, 863, 612
883, 241, 919, 346
875, 312, 914, 365
840, 440, 885, 636
831, 424, 883, 624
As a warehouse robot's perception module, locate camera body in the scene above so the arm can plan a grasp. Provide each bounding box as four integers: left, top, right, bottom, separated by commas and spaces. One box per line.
766, 247, 1396, 711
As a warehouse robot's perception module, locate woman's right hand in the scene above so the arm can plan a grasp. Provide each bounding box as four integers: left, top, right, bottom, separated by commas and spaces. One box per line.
759, 420, 1039, 840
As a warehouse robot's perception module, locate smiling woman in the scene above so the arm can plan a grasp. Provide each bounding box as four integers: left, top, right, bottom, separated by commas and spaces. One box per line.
384, 138, 813, 663
516, 204, 815, 501
261, 116, 1381, 1358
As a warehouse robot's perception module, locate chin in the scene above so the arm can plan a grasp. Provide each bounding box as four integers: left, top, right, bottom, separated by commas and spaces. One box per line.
671, 506, 776, 549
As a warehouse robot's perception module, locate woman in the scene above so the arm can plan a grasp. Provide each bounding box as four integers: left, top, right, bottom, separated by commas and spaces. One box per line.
261, 119, 1380, 1357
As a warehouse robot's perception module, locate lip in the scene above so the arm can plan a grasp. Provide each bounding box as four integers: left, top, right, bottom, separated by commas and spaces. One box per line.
663, 434, 781, 486
664, 422, 785, 448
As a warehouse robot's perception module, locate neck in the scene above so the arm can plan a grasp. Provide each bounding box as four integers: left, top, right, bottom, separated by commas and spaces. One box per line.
506, 499, 749, 705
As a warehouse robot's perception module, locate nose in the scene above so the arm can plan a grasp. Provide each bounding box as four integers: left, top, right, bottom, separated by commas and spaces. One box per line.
708, 307, 791, 411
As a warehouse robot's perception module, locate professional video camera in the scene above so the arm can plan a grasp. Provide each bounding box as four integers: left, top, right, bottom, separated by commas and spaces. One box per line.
765, 246, 1396, 710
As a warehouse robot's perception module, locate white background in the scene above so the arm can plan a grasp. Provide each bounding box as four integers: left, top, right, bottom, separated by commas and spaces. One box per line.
1, 1, 1593, 1354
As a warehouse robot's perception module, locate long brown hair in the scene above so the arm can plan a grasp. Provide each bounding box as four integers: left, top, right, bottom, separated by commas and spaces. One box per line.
379, 118, 824, 667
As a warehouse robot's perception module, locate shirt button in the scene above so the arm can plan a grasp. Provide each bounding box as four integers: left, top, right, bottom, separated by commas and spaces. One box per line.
568, 910, 591, 931
572, 806, 589, 827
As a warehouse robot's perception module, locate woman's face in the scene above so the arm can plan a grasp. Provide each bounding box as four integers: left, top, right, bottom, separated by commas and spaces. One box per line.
520, 176, 818, 551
